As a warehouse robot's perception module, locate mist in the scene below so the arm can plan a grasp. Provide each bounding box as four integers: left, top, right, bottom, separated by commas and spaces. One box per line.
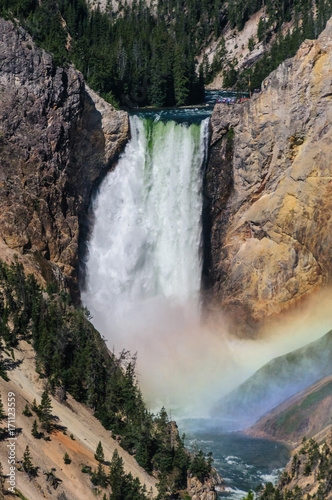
83, 283, 332, 420
81, 113, 332, 421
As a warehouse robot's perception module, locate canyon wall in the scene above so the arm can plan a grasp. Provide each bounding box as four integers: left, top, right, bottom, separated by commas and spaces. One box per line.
1, 15, 331, 327
0, 18, 129, 290
204, 18, 332, 331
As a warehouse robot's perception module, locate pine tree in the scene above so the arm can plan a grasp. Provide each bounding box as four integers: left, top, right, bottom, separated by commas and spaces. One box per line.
189, 449, 211, 483
109, 449, 125, 499
213, 0, 222, 39
63, 452, 71, 464
0, 396, 5, 439
31, 419, 40, 438
91, 462, 107, 487
22, 446, 34, 474
0, 462, 4, 500
201, 54, 208, 81
302, 3, 315, 40
257, 17, 265, 42
39, 389, 53, 430
156, 406, 169, 434
0, 338, 7, 382
94, 441, 105, 462
173, 48, 190, 106
0, 396, 5, 423
156, 471, 168, 499
23, 403, 32, 417
248, 36, 255, 51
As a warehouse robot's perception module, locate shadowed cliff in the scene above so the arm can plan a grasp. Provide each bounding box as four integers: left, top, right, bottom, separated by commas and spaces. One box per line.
0, 18, 129, 293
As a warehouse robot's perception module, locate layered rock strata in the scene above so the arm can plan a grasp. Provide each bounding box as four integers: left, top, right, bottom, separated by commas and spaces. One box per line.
204, 18, 332, 330
0, 18, 129, 290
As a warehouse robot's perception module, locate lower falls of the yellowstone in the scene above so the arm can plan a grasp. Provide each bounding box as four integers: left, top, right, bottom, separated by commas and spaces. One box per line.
81, 111, 213, 412
80, 109, 306, 498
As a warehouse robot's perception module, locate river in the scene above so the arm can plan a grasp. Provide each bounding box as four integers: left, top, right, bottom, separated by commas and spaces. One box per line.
179, 418, 290, 499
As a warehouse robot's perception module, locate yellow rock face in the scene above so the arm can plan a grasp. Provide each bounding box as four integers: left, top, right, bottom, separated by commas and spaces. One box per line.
206, 19, 332, 331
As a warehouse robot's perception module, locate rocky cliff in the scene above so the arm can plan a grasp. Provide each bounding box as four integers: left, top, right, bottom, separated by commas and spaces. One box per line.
246, 374, 332, 445
213, 330, 332, 427
187, 471, 224, 500
204, 19, 332, 331
259, 425, 332, 499
0, 18, 129, 292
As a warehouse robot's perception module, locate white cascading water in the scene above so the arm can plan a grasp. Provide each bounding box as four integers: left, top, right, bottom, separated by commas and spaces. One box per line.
82, 114, 212, 411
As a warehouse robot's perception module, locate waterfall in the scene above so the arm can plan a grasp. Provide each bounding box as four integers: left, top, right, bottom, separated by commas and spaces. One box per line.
81, 114, 210, 410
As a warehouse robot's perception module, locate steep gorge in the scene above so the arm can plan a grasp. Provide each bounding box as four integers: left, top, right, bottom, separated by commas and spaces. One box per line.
1, 15, 332, 336
204, 19, 332, 331
0, 12, 332, 500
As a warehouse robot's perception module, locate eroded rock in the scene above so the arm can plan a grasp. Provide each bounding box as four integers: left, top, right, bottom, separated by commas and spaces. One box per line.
0, 18, 129, 291
187, 470, 224, 500
205, 18, 332, 331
